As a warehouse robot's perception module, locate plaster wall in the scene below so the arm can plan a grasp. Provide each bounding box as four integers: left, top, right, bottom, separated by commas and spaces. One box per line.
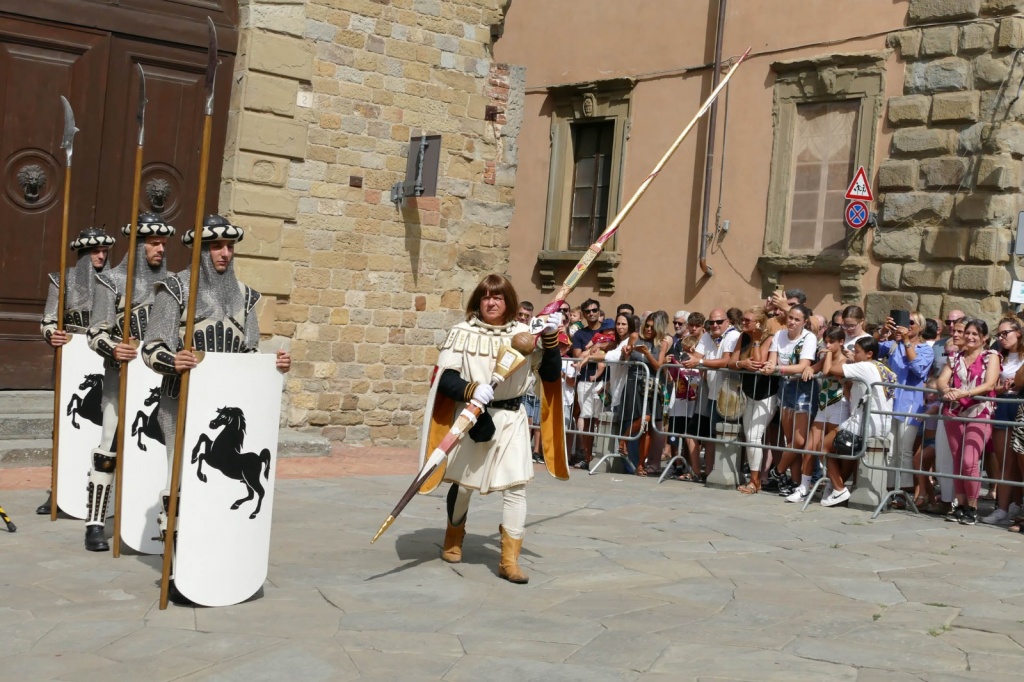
496, 0, 910, 317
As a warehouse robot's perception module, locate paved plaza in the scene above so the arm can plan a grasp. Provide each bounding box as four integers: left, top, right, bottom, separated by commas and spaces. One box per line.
1, 452, 1024, 681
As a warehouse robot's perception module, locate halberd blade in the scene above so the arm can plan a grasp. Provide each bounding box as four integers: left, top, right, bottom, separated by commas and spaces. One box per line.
204, 17, 218, 116
59, 96, 78, 167
136, 64, 147, 146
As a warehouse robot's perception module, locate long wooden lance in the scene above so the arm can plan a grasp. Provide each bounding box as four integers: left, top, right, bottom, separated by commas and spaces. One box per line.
112, 65, 148, 558
371, 47, 753, 544
50, 96, 79, 522
160, 17, 218, 610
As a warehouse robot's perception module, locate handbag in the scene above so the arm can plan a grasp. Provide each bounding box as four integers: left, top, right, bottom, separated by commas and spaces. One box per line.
832, 429, 864, 457
715, 375, 746, 422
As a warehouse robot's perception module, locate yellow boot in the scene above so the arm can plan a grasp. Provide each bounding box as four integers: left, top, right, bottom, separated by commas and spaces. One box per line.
441, 521, 466, 563
498, 524, 529, 584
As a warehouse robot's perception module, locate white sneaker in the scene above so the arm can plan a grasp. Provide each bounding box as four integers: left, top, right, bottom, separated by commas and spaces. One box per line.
821, 488, 851, 507
785, 487, 808, 503
822, 481, 834, 499
981, 508, 1011, 525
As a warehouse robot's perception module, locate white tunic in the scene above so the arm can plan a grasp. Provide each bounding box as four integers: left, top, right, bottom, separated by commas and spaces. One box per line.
420, 317, 540, 494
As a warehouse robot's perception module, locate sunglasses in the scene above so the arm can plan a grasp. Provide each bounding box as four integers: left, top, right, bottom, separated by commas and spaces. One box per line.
583, 308, 599, 314
708, 319, 727, 325
673, 321, 686, 326
841, 322, 858, 329
559, 307, 570, 313
998, 330, 1018, 338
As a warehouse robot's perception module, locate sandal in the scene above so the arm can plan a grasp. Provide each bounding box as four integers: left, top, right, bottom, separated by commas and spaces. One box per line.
635, 467, 648, 477
1009, 524, 1024, 534
677, 472, 697, 482
737, 483, 758, 495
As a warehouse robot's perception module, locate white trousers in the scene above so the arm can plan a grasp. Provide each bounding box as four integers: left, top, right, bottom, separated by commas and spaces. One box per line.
742, 394, 778, 471
450, 484, 527, 539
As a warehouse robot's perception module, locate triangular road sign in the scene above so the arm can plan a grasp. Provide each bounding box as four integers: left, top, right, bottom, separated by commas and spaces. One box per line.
845, 166, 873, 201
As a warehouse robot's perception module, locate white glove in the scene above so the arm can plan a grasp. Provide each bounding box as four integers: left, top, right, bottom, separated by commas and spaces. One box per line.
541, 312, 562, 334
472, 383, 494, 405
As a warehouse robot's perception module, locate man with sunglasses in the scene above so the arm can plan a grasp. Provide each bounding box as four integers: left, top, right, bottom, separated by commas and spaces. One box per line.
571, 298, 606, 469
682, 308, 740, 480
931, 310, 964, 379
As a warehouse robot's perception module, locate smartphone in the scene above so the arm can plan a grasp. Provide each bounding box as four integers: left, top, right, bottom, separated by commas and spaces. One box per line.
890, 309, 911, 328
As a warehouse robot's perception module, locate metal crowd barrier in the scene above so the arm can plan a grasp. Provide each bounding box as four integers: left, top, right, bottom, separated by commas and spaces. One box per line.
651, 365, 874, 489
528, 358, 651, 475
861, 381, 1024, 519
531, 357, 1024, 520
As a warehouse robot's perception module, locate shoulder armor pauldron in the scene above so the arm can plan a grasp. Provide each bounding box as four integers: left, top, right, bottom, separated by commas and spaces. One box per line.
160, 276, 184, 305
244, 286, 261, 314
96, 271, 117, 293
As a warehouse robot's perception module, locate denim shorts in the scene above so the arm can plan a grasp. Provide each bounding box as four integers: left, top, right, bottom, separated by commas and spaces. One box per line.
993, 392, 1019, 425
780, 378, 816, 414
523, 392, 541, 423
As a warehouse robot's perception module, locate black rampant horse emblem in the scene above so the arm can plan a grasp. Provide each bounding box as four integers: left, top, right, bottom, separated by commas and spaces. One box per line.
190, 406, 271, 519
131, 386, 165, 450
66, 373, 104, 429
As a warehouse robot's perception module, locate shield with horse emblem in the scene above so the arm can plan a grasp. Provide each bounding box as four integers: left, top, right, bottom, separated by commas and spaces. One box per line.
175, 353, 283, 607
56, 334, 106, 519
118, 361, 166, 554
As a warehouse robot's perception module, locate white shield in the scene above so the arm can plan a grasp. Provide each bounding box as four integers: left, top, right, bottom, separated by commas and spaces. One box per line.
118, 361, 166, 554
175, 353, 283, 607
56, 334, 106, 519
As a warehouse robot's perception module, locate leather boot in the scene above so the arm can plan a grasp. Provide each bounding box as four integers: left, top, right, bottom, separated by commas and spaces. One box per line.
441, 521, 466, 563
85, 525, 109, 552
36, 491, 52, 515
497, 524, 529, 584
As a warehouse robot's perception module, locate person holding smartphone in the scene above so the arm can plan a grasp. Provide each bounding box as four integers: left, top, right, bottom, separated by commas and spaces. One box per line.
878, 310, 934, 503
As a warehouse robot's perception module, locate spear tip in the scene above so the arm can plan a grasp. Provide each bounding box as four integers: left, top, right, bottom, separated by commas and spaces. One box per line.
371, 515, 396, 544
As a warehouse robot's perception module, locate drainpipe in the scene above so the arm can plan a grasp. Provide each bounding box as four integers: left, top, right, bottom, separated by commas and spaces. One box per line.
698, 0, 727, 278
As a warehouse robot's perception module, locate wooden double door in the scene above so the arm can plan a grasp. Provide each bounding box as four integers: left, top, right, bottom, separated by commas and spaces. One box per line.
0, 6, 235, 388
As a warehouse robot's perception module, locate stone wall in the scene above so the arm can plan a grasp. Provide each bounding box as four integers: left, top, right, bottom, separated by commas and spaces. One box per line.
873, 0, 1024, 323
220, 0, 522, 445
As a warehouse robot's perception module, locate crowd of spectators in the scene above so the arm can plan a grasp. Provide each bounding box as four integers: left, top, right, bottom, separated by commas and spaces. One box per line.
519, 292, 1024, 527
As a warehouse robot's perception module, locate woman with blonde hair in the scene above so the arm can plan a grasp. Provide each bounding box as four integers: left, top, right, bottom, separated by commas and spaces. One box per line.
981, 315, 1024, 524
726, 306, 777, 493
628, 310, 673, 475
879, 310, 934, 506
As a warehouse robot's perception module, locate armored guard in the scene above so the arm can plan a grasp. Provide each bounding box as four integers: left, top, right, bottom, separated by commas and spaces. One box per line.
40, 227, 115, 345
142, 216, 290, 605
82, 214, 174, 551
143, 216, 258, 479
36, 227, 115, 516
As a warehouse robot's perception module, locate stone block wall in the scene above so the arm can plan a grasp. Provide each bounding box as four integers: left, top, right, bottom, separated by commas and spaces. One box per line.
220, 0, 522, 445
873, 0, 1024, 323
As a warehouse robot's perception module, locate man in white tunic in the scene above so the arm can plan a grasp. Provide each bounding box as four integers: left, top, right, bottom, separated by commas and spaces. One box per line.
418, 274, 563, 584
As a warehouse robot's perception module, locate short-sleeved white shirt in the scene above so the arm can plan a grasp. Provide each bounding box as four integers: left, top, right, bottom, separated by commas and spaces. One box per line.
839, 361, 893, 437
770, 329, 817, 367
1000, 352, 1022, 382
696, 328, 740, 412
843, 332, 871, 352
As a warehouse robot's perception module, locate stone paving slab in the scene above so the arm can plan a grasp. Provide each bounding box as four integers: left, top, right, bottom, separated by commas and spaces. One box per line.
1, 467, 1024, 680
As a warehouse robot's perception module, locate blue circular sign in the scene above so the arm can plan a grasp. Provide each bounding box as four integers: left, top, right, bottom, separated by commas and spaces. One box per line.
845, 200, 868, 229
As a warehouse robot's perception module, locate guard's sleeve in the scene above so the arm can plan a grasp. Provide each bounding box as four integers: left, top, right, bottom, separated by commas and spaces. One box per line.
142, 285, 182, 376
538, 331, 562, 383
40, 279, 59, 343
437, 368, 476, 403
87, 282, 119, 362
